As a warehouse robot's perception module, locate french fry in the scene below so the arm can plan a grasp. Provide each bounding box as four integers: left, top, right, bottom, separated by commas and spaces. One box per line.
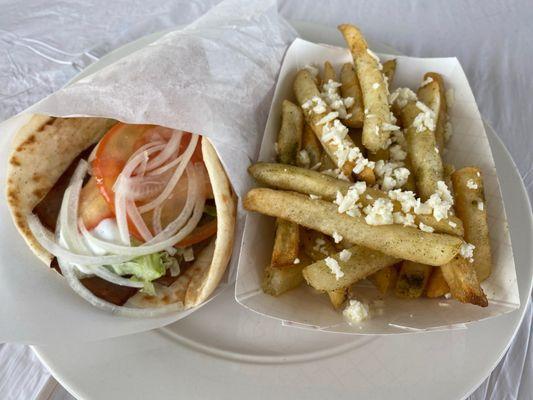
293, 69, 374, 182
338, 24, 393, 153
417, 72, 447, 152
266, 100, 303, 290
248, 163, 464, 235
382, 59, 397, 86
452, 167, 492, 282
368, 264, 398, 294
244, 188, 463, 266
302, 244, 399, 291
328, 287, 348, 309
340, 63, 364, 128
426, 267, 450, 298
323, 61, 337, 83
426, 163, 455, 296
270, 219, 300, 268
401, 100, 444, 200
299, 123, 322, 168
440, 255, 488, 307
277, 100, 304, 165
262, 260, 308, 296
348, 128, 364, 150
395, 261, 432, 298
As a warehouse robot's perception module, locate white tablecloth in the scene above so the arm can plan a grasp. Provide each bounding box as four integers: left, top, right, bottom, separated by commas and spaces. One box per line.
0, 1, 531, 399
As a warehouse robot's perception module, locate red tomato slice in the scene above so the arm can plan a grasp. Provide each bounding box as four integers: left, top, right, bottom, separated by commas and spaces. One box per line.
92, 123, 155, 207
176, 218, 217, 248
78, 178, 114, 230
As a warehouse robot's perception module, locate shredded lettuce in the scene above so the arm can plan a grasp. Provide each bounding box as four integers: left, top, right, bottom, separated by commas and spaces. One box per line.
107, 251, 178, 295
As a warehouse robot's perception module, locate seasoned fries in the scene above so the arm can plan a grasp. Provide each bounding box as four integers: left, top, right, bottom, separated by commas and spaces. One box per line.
244, 22, 500, 324
244, 188, 463, 266
293, 70, 374, 181
277, 100, 303, 165
368, 265, 399, 294
395, 261, 432, 299
340, 63, 364, 127
299, 123, 322, 168
382, 59, 397, 86
417, 72, 448, 151
303, 244, 399, 291
270, 219, 299, 268
452, 167, 493, 282
401, 101, 444, 200
339, 24, 393, 153
248, 163, 464, 235
262, 262, 307, 296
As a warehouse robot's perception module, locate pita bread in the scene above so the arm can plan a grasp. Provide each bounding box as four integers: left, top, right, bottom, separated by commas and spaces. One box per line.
6, 115, 116, 264
6, 115, 236, 311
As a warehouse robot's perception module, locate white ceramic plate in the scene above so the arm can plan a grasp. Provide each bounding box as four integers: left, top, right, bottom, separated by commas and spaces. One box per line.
33, 21, 533, 400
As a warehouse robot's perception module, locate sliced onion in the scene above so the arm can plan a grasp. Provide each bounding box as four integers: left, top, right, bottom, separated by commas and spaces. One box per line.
139, 134, 199, 213
126, 199, 153, 242
145, 130, 183, 171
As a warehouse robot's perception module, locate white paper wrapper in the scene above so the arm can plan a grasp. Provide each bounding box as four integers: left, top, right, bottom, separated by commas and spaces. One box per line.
235, 38, 520, 334
0, 0, 296, 345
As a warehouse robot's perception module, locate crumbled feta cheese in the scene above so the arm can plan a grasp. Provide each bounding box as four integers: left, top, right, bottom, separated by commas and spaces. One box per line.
413, 198, 432, 215
363, 198, 394, 225
445, 88, 455, 108
477, 201, 484, 211
435, 147, 439, 154
313, 238, 329, 255
332, 231, 343, 243
449, 221, 457, 228
366, 194, 373, 201
413, 101, 436, 132
389, 144, 406, 161
321, 119, 348, 143
316, 111, 339, 126
293, 258, 300, 264
393, 211, 416, 227
309, 194, 321, 200
460, 242, 475, 263
339, 249, 352, 262
389, 87, 417, 108
466, 179, 478, 189
419, 222, 434, 233
444, 292, 452, 299
388, 189, 417, 213
311, 162, 322, 170
374, 160, 410, 190
335, 182, 367, 215
320, 79, 353, 119
420, 76, 434, 87
343, 299, 370, 324
343, 97, 354, 108
325, 257, 344, 280
183, 247, 195, 262
372, 82, 380, 90
382, 123, 401, 132
476, 171, 481, 177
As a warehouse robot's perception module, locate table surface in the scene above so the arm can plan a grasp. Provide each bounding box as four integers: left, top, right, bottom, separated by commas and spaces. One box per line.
0, 1, 531, 399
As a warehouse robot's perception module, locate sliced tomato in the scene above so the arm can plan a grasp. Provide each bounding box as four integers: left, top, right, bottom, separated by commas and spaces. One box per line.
176, 218, 217, 248
92, 123, 155, 207
78, 178, 114, 230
